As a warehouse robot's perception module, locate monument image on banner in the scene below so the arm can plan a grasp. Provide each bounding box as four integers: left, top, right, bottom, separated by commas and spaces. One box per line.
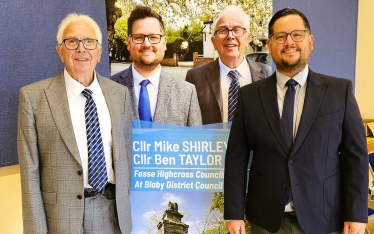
105, 0, 272, 233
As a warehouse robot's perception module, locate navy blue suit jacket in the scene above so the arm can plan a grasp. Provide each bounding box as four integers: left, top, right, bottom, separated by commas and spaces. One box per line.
224, 69, 368, 234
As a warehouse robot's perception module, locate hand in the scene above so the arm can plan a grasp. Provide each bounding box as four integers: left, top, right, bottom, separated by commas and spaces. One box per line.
343, 221, 366, 234
226, 220, 245, 234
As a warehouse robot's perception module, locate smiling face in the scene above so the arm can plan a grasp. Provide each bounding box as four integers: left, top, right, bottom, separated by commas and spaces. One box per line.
211, 13, 250, 68
267, 14, 313, 77
56, 21, 102, 80
126, 17, 167, 73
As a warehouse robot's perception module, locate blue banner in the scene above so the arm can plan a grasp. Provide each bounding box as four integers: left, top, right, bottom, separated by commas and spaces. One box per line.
131, 120, 230, 192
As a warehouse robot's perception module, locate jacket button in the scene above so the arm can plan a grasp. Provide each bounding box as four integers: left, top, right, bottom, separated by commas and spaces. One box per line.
77, 170, 82, 175
282, 183, 288, 188
288, 160, 293, 165
77, 195, 83, 199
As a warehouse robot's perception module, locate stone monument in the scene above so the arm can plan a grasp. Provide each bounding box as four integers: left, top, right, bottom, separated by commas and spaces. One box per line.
157, 202, 189, 233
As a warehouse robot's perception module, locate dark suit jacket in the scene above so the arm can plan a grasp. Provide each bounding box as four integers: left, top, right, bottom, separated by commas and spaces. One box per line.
186, 58, 269, 125
224, 69, 368, 234
111, 65, 202, 126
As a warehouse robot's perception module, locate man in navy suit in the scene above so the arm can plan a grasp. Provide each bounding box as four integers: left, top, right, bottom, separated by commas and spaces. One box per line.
224, 8, 368, 234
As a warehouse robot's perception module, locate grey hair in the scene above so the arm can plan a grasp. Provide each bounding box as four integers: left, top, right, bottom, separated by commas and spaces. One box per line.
56, 13, 102, 45
212, 5, 250, 33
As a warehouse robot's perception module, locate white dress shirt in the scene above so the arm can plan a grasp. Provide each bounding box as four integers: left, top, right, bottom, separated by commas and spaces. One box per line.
276, 65, 309, 211
219, 56, 252, 122
64, 68, 115, 188
132, 64, 161, 120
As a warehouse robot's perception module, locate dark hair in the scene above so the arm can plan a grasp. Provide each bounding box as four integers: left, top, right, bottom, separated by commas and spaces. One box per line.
268, 8, 311, 37
127, 5, 165, 35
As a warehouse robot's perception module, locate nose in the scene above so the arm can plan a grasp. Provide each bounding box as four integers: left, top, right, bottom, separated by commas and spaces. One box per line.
284, 34, 295, 45
77, 41, 86, 52
226, 30, 235, 40
142, 36, 152, 46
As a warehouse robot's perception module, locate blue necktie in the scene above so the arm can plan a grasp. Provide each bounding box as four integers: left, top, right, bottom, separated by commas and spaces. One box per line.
281, 79, 297, 204
139, 80, 152, 121
281, 79, 298, 150
228, 70, 240, 122
82, 89, 108, 192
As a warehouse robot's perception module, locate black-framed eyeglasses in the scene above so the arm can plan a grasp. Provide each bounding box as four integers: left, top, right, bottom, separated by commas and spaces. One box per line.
61, 39, 99, 50
129, 34, 164, 44
214, 27, 247, 39
270, 30, 308, 44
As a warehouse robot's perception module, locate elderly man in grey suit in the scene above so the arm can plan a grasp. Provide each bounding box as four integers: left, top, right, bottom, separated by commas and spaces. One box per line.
186, 5, 270, 125
18, 13, 132, 234
111, 6, 202, 126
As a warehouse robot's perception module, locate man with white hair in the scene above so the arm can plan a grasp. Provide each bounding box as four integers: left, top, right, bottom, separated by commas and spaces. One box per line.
18, 13, 132, 234
186, 5, 270, 125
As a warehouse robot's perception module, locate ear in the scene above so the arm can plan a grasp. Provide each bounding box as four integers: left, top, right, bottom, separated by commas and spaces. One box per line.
126, 36, 131, 51
245, 33, 251, 49
56, 45, 65, 63
163, 36, 167, 50
211, 36, 217, 50
267, 38, 272, 54
309, 34, 314, 51
97, 45, 103, 63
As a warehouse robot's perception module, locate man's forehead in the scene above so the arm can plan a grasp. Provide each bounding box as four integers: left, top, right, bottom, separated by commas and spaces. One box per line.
273, 15, 305, 32
216, 15, 244, 28
63, 21, 96, 38
65, 34, 94, 39
132, 17, 163, 34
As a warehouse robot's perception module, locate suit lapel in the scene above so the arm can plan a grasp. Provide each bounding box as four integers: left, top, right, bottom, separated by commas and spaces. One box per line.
153, 69, 171, 122
290, 69, 327, 157
247, 57, 265, 82
45, 72, 82, 165
120, 65, 139, 120
206, 60, 223, 116
259, 74, 290, 155
97, 74, 120, 164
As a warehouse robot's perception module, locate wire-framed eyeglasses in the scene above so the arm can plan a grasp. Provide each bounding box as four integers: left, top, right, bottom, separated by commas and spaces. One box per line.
128, 34, 164, 44
214, 27, 247, 39
61, 39, 99, 50
270, 30, 308, 44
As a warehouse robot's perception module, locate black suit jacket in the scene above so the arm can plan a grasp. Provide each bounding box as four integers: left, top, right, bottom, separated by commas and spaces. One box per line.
224, 69, 368, 234
186, 58, 269, 125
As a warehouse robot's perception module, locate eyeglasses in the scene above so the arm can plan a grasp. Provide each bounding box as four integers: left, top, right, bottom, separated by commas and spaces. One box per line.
61, 39, 99, 50
129, 34, 164, 44
214, 27, 247, 39
270, 30, 308, 44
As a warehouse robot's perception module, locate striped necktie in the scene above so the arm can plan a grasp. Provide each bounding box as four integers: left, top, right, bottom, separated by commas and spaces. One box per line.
82, 88, 108, 192
228, 70, 240, 121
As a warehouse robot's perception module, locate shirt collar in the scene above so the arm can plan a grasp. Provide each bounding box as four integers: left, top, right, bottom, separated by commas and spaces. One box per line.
132, 64, 161, 88
276, 65, 309, 90
64, 68, 101, 97
219, 56, 248, 80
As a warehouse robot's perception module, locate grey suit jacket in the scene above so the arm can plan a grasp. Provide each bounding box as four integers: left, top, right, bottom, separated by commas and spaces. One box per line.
17, 71, 132, 234
186, 57, 268, 125
111, 65, 202, 126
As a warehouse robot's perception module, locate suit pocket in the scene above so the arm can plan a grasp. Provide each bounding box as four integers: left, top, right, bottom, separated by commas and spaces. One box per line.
316, 111, 339, 122
323, 172, 342, 222
42, 192, 57, 204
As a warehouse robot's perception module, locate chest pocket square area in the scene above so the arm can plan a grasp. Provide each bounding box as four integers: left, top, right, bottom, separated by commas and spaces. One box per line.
316, 111, 340, 122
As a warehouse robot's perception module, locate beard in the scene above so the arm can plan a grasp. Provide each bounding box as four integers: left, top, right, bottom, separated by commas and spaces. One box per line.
139, 57, 156, 67
275, 50, 310, 76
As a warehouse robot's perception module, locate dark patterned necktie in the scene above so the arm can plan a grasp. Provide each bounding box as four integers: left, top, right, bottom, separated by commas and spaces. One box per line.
139, 79, 152, 121
281, 79, 298, 150
82, 88, 108, 192
281, 79, 297, 205
228, 70, 240, 122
